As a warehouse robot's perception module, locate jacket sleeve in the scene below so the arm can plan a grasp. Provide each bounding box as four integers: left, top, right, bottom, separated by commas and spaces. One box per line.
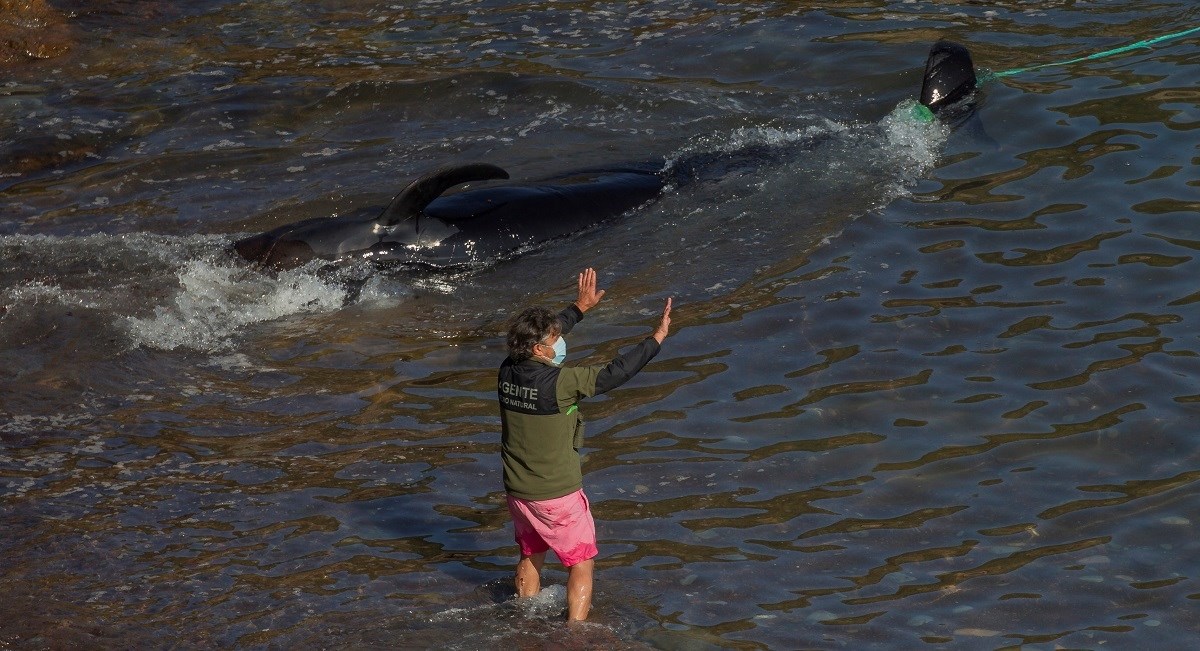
594, 337, 660, 395
557, 303, 584, 335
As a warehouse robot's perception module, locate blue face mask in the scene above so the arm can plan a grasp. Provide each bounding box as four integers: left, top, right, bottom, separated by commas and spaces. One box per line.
550, 336, 567, 365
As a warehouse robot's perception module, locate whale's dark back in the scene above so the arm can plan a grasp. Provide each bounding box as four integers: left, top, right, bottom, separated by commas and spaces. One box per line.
424, 168, 664, 236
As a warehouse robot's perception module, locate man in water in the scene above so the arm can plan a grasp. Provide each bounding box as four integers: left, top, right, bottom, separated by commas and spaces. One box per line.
498, 267, 672, 622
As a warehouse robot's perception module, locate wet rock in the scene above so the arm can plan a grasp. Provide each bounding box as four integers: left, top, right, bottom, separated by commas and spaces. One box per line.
2, 133, 98, 174
0, 0, 73, 65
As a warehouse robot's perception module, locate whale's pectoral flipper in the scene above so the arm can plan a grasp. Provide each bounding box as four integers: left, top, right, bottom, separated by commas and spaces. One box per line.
920, 40, 977, 114
233, 231, 276, 264
233, 219, 324, 268
379, 163, 509, 226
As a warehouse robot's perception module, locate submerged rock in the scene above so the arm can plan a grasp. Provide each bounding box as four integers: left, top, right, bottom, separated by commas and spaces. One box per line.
0, 0, 72, 65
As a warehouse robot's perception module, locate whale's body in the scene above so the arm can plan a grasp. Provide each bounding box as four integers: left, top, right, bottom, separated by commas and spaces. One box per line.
234, 41, 977, 270
233, 164, 665, 270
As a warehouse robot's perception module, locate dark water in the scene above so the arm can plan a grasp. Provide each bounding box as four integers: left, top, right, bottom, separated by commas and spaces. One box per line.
3, 1, 1200, 648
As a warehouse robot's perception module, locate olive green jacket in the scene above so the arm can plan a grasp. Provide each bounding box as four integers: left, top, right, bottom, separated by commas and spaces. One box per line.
498, 305, 660, 500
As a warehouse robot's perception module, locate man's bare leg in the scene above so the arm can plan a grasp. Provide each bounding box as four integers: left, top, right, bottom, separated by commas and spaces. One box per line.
515, 552, 545, 598
565, 558, 594, 622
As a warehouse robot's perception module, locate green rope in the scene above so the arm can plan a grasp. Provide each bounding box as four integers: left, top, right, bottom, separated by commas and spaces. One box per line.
989, 25, 1200, 79
909, 101, 936, 123
904, 26, 1198, 123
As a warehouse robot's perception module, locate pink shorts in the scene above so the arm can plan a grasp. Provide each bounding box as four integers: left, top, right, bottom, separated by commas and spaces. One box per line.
506, 489, 598, 567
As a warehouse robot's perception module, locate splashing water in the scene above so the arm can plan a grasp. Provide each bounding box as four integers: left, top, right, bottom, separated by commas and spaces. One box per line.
2, 103, 947, 356
122, 258, 351, 351
0, 232, 360, 353
879, 99, 951, 184
662, 102, 947, 200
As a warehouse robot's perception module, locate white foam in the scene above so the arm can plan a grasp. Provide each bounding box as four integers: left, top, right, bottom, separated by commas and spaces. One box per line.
879, 99, 950, 179
0, 232, 358, 354
123, 256, 350, 352
428, 584, 566, 624
518, 584, 568, 617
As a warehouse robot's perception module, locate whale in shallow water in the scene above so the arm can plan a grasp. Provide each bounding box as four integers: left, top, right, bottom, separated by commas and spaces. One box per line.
233, 162, 665, 270
234, 41, 978, 270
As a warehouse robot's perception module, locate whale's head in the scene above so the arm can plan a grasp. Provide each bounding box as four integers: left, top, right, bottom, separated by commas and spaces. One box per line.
920, 40, 977, 115
233, 230, 317, 269
232, 214, 345, 270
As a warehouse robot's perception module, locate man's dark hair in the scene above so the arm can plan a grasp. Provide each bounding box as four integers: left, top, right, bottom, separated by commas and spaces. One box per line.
507, 307, 560, 362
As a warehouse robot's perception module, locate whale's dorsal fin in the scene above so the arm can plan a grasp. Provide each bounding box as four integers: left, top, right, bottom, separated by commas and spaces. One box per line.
379, 163, 509, 226
920, 40, 977, 114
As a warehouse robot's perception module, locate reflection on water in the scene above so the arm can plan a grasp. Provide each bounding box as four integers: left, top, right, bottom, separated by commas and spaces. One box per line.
4, 1, 1200, 649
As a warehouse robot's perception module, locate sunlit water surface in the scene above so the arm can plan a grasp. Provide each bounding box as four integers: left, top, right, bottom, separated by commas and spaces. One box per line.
3, 1, 1200, 648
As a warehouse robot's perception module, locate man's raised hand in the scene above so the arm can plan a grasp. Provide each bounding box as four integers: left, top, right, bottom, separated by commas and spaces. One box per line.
574, 267, 606, 313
